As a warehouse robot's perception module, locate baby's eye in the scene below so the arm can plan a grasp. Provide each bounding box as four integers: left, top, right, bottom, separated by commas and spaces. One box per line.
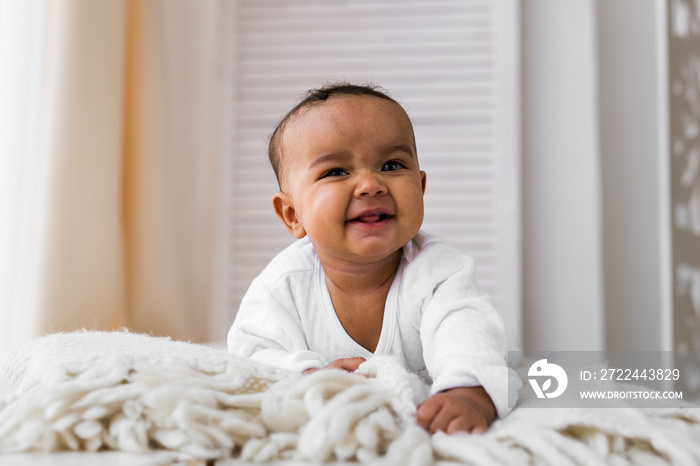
381, 160, 405, 172
322, 168, 348, 178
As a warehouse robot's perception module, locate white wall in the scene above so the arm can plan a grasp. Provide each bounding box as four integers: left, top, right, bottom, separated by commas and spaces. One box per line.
521, 0, 669, 351
521, 0, 604, 350
597, 0, 668, 351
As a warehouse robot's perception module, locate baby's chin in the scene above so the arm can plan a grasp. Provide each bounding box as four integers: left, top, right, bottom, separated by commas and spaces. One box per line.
343, 244, 406, 266
310, 241, 400, 267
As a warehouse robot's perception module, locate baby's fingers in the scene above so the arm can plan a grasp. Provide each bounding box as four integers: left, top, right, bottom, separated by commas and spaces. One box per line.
445, 415, 487, 435
416, 397, 443, 432
325, 357, 367, 373
428, 406, 457, 434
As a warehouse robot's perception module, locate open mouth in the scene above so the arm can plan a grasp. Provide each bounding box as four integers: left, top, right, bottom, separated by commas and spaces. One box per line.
350, 213, 393, 224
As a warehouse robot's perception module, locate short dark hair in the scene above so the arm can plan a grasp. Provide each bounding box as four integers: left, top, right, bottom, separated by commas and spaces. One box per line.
268, 83, 404, 188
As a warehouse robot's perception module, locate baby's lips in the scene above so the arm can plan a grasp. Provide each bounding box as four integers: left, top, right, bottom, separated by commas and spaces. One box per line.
356, 214, 384, 223
348, 208, 393, 223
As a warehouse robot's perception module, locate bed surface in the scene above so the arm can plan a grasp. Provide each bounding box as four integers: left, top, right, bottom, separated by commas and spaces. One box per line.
2, 331, 699, 466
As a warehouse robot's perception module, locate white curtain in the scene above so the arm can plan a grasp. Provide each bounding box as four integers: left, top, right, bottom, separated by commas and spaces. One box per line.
0, 0, 231, 355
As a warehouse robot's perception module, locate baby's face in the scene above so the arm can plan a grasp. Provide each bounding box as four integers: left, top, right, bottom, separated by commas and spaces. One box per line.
275, 95, 426, 266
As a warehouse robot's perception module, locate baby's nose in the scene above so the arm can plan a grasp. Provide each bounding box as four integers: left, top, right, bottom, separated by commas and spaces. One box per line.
355, 173, 387, 198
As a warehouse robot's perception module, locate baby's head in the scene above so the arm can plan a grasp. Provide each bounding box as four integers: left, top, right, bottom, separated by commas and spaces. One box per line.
269, 83, 427, 265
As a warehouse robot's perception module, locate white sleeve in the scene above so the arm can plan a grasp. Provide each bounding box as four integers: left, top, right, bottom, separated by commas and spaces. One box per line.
227, 277, 329, 373
419, 255, 519, 418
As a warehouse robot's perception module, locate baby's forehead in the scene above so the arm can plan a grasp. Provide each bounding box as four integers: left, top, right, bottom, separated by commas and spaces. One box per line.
277, 94, 415, 187
287, 95, 412, 138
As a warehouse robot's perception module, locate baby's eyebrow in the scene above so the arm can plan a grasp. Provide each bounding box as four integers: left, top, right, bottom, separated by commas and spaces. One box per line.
308, 144, 415, 169
384, 144, 415, 157
309, 152, 347, 168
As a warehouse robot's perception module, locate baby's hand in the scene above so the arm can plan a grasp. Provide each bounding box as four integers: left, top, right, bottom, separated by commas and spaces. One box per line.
416, 386, 496, 435
303, 357, 367, 375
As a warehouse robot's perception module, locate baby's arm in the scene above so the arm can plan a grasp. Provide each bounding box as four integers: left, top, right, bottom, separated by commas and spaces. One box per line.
416, 386, 496, 434
415, 248, 514, 426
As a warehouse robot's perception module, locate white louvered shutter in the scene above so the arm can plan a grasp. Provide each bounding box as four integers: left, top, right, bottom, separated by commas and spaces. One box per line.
222, 0, 521, 347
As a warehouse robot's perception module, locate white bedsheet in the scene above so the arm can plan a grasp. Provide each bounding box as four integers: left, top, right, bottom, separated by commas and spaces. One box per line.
1, 331, 699, 465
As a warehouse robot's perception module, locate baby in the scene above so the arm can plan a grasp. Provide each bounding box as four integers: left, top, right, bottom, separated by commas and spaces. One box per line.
227, 83, 512, 434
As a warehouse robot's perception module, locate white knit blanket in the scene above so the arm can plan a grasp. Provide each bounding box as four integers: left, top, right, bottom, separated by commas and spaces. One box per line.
1, 331, 699, 465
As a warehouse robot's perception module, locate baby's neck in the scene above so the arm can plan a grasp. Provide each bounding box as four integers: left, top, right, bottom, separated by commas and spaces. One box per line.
320, 250, 401, 296
320, 251, 401, 353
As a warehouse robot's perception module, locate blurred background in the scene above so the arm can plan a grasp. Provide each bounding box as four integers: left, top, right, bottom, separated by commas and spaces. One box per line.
0, 0, 698, 356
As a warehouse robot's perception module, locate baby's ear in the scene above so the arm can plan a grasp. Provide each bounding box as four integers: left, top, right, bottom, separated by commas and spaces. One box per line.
272, 192, 306, 239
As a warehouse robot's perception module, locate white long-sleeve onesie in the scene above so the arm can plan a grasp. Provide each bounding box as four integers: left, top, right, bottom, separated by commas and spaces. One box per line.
227, 232, 517, 417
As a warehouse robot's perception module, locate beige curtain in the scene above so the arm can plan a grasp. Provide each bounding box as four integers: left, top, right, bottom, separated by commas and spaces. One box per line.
0, 0, 228, 352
